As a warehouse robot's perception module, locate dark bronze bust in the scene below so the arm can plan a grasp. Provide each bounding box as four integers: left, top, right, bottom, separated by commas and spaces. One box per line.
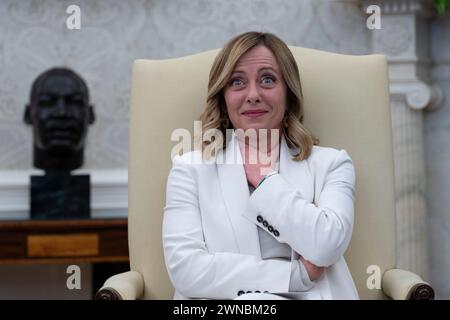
24, 68, 95, 219
24, 68, 95, 172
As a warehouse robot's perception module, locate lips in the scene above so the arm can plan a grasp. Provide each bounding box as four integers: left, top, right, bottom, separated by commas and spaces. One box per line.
241, 110, 268, 117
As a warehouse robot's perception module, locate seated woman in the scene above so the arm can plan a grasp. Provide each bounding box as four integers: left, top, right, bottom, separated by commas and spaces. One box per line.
162, 31, 359, 300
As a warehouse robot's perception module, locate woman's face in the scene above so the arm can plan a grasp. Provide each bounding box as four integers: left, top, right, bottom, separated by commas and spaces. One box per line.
223, 45, 287, 134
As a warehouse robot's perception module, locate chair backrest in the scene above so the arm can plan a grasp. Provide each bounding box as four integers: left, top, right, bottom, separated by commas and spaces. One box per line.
128, 47, 396, 300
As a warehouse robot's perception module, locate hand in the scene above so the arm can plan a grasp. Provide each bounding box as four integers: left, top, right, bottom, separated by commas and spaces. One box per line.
238, 140, 279, 188
299, 255, 325, 282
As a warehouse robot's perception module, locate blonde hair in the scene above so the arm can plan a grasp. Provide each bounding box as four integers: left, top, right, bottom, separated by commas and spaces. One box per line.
198, 31, 318, 161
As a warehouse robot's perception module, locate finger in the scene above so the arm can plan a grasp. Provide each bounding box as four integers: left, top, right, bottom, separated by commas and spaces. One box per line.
300, 256, 322, 269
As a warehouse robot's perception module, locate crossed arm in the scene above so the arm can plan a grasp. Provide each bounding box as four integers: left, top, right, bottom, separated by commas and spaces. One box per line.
241, 143, 354, 279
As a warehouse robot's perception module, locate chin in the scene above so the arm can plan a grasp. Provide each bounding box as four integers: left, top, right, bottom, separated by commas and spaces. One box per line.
243, 125, 277, 132
45, 139, 80, 154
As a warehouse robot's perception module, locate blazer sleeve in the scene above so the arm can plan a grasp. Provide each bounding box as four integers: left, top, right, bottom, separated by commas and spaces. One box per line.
162, 155, 293, 300
242, 149, 356, 267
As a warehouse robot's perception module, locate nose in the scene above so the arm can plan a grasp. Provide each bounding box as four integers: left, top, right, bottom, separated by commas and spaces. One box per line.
55, 97, 68, 116
246, 82, 261, 105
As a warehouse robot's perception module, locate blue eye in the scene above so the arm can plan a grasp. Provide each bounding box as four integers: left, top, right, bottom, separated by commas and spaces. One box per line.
230, 78, 244, 86
261, 76, 275, 84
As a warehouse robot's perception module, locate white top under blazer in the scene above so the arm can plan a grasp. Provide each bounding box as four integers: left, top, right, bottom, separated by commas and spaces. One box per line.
162, 130, 360, 300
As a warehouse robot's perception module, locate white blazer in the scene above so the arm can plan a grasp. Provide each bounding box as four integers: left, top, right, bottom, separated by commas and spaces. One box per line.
163, 131, 359, 300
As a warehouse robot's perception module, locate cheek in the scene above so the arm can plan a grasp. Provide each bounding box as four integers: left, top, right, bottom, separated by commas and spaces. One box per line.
224, 91, 243, 115
225, 90, 239, 106
264, 90, 286, 112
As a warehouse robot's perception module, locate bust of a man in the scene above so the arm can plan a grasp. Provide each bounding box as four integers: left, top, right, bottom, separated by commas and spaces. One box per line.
24, 68, 95, 172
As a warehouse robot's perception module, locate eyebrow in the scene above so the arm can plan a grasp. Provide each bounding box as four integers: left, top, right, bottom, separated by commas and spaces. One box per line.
39, 92, 84, 98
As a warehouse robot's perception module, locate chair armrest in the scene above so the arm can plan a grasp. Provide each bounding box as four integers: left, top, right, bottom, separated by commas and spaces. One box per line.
95, 270, 144, 300
382, 269, 434, 300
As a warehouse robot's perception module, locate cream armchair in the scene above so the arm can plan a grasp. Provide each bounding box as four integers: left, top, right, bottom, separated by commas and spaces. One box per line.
95, 47, 434, 300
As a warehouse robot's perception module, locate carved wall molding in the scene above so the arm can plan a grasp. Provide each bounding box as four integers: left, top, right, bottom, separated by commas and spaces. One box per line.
363, 0, 443, 112
390, 81, 443, 110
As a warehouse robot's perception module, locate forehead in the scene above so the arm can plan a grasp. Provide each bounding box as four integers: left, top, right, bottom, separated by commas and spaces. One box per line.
234, 45, 279, 70
37, 74, 84, 96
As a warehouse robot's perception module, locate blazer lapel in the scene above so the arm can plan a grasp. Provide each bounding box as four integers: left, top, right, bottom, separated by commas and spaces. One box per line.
216, 132, 261, 256
279, 138, 315, 261
216, 132, 315, 258
279, 137, 314, 204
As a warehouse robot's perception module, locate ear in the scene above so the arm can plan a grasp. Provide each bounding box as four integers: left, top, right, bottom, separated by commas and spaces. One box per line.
24, 105, 32, 124
88, 105, 95, 124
